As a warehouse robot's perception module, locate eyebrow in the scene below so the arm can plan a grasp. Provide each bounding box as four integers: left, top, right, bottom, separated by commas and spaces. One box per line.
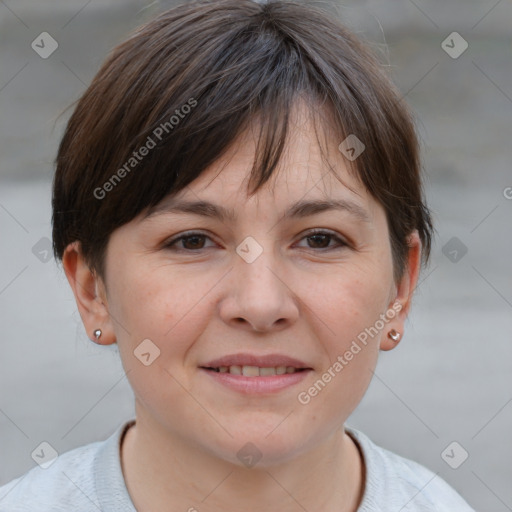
144, 197, 371, 225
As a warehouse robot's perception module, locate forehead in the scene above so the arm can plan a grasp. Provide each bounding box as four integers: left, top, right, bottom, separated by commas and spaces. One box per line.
140, 99, 380, 230
184, 102, 367, 202
143, 133, 379, 232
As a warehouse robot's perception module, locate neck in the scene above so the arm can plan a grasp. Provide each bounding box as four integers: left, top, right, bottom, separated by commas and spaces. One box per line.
120, 411, 364, 512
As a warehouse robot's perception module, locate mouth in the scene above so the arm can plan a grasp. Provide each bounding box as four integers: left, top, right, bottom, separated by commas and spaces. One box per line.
199, 366, 312, 394
201, 353, 312, 372
199, 352, 313, 396
200, 365, 309, 376
198, 353, 313, 394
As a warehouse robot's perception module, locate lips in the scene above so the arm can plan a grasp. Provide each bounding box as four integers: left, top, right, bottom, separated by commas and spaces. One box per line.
201, 353, 312, 370
199, 353, 313, 394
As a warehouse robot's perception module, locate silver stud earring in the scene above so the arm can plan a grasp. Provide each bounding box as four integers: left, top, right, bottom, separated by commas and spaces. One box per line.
388, 329, 400, 342
93, 329, 102, 341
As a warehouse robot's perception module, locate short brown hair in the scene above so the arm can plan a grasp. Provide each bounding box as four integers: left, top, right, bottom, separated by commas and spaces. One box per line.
52, 0, 433, 283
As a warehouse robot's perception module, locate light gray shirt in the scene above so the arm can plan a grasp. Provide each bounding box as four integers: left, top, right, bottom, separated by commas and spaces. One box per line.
0, 419, 475, 511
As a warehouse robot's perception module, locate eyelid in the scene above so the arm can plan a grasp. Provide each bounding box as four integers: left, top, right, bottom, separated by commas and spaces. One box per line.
300, 227, 346, 240
163, 230, 217, 249
296, 228, 349, 249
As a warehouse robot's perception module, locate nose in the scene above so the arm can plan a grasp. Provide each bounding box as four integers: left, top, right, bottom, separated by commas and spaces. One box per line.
218, 245, 300, 333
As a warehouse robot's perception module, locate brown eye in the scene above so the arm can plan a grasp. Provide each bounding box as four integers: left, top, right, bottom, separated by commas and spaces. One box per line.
307, 233, 331, 249
180, 235, 207, 250
297, 230, 347, 251
164, 232, 215, 251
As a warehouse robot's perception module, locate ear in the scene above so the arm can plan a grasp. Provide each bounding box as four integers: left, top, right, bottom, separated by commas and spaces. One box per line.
62, 241, 116, 345
380, 230, 422, 351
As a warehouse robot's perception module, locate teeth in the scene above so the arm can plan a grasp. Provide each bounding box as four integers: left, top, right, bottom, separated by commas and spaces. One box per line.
210, 365, 301, 376
229, 365, 242, 375
242, 365, 260, 377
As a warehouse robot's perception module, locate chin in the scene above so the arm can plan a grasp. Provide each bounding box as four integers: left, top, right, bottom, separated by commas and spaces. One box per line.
217, 424, 314, 468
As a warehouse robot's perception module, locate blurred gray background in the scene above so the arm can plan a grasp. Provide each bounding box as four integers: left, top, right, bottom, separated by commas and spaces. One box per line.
1, 1, 511, 510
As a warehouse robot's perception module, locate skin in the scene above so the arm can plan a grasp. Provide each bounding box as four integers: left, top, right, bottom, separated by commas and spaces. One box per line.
63, 101, 421, 512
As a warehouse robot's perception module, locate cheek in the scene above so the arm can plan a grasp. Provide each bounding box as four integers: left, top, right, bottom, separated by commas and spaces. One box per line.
106, 260, 212, 356
305, 259, 392, 345
107, 265, 212, 416
295, 274, 384, 423
294, 257, 391, 403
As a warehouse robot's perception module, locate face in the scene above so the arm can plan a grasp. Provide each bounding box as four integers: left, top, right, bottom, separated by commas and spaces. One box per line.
67, 103, 419, 467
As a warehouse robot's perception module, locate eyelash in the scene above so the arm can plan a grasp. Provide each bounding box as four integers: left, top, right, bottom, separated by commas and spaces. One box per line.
163, 229, 348, 253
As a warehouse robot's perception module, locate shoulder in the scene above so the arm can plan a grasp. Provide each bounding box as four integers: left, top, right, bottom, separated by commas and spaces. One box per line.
0, 419, 137, 512
0, 438, 103, 512
345, 426, 476, 512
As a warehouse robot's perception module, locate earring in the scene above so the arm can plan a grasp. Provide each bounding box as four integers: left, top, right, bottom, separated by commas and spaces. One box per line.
93, 329, 102, 341
388, 329, 400, 342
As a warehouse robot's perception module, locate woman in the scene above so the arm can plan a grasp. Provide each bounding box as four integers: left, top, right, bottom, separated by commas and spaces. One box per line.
0, 0, 475, 510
